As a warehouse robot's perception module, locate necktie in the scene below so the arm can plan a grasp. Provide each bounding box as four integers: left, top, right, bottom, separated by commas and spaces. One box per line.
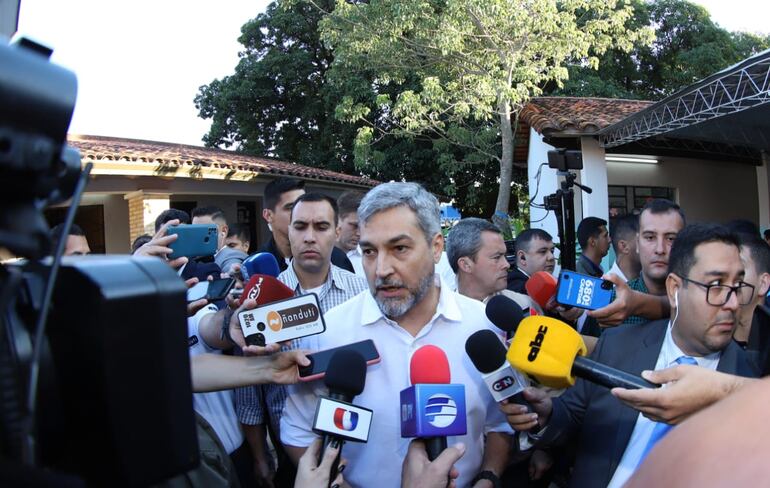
636, 355, 699, 464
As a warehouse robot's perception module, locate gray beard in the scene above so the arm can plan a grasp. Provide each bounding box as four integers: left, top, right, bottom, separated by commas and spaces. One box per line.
374, 272, 435, 319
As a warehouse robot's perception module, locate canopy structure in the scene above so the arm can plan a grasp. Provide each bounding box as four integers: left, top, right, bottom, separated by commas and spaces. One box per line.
598, 49, 770, 165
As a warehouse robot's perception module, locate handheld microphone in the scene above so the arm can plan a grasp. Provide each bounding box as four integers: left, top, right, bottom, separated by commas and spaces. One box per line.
525, 271, 559, 311
400, 345, 467, 461
486, 295, 526, 339
312, 350, 371, 485
241, 252, 281, 280
465, 330, 540, 433
238, 274, 294, 306
506, 316, 658, 390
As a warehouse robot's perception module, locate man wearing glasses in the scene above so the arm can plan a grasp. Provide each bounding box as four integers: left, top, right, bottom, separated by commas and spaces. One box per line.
503, 223, 759, 488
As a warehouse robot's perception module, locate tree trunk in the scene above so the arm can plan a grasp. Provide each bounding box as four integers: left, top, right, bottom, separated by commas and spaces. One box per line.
493, 99, 514, 238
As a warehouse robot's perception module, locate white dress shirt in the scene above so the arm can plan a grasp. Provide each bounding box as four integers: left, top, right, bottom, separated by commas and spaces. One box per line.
281, 277, 512, 488
607, 323, 721, 488
608, 260, 629, 283
347, 246, 365, 277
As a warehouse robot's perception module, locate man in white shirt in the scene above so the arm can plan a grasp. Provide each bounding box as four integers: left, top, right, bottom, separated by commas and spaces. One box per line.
503, 223, 759, 488
608, 214, 641, 283
281, 182, 512, 488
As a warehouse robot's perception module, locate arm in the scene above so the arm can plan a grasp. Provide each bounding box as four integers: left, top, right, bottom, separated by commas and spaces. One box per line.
285, 445, 308, 467
243, 424, 275, 488
473, 432, 511, 488
294, 438, 345, 488
190, 350, 310, 392
401, 439, 465, 488
611, 365, 756, 424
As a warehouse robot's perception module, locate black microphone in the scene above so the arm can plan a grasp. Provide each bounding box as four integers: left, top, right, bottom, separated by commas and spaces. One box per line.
465, 330, 541, 433
486, 294, 525, 339
318, 350, 367, 484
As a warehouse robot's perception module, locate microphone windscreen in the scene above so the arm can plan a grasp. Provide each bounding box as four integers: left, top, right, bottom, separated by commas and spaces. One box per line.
525, 271, 558, 309
242, 252, 281, 279
239, 274, 294, 306
325, 349, 367, 397
465, 330, 507, 374
485, 295, 525, 334
410, 345, 450, 385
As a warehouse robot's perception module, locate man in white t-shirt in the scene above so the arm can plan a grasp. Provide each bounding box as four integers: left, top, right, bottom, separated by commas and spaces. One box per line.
281, 182, 512, 488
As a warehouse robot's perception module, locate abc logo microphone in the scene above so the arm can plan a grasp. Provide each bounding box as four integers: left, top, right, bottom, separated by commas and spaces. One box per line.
507, 316, 658, 390
400, 345, 467, 461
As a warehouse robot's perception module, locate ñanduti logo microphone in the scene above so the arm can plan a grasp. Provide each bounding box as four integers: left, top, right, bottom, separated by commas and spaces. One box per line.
333, 408, 359, 431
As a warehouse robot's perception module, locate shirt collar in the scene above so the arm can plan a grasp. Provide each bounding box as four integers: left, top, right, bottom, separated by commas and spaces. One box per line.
580, 254, 604, 276
516, 267, 530, 278
662, 321, 721, 366
360, 274, 462, 327
283, 263, 348, 293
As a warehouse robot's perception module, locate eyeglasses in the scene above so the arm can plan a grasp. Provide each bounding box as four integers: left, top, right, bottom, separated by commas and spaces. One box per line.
680, 277, 755, 306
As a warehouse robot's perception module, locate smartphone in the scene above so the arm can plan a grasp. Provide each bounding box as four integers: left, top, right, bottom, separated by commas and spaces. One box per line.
186, 278, 235, 302
298, 340, 381, 382
555, 270, 613, 310
167, 224, 218, 259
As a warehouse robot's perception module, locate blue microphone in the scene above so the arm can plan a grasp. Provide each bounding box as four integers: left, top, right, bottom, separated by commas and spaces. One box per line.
400, 345, 467, 461
241, 252, 280, 280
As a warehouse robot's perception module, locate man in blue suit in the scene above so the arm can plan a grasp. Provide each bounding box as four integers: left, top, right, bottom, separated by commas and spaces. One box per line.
503, 223, 760, 488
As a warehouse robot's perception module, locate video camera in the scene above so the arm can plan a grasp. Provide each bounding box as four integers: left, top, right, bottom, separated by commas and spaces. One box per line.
0, 39, 198, 486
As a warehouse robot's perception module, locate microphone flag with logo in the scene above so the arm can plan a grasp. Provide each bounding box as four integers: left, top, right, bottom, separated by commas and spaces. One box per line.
506, 316, 658, 390
312, 349, 372, 485
240, 251, 281, 281
400, 345, 467, 461
238, 274, 294, 306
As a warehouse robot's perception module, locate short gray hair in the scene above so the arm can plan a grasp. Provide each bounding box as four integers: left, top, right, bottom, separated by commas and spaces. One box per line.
446, 218, 501, 273
358, 182, 441, 243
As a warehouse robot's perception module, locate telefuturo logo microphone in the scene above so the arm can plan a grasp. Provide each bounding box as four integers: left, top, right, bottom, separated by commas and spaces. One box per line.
424, 394, 457, 428
333, 407, 359, 431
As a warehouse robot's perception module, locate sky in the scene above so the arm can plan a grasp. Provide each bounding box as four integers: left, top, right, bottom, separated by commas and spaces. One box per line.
14, 0, 770, 147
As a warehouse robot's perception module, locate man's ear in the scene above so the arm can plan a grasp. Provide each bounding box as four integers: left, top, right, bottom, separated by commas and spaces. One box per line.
262, 208, 273, 224
516, 250, 526, 266
459, 256, 473, 273
432, 233, 444, 263
617, 239, 630, 256
758, 272, 770, 297
665, 273, 682, 309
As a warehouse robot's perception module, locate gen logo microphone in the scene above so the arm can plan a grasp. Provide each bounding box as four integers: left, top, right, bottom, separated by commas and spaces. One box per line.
400, 345, 467, 461
465, 330, 529, 402
312, 350, 372, 484
507, 316, 659, 390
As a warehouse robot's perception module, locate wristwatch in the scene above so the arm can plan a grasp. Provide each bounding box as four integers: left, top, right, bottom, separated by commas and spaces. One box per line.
471, 470, 501, 488
220, 309, 235, 345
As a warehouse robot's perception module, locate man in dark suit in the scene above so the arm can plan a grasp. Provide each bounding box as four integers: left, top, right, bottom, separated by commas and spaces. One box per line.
503, 223, 760, 488
507, 228, 556, 293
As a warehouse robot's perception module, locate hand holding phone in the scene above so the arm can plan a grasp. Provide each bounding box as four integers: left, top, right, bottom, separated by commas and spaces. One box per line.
556, 271, 613, 310
167, 224, 218, 259
299, 340, 381, 381
186, 278, 235, 302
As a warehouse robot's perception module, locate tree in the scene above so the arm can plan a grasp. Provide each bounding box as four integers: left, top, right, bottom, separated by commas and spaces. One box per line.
557, 0, 770, 99
315, 0, 652, 233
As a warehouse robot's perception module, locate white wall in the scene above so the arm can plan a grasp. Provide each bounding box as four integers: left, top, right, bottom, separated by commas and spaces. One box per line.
527, 128, 560, 240
606, 155, 759, 224
78, 193, 131, 253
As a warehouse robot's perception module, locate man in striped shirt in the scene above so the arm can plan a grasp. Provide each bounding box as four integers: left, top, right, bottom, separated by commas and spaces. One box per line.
236, 192, 367, 487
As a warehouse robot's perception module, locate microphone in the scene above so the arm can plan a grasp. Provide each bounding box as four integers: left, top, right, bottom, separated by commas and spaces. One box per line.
525, 271, 558, 311
486, 294, 525, 339
465, 330, 540, 433
506, 316, 658, 390
241, 252, 281, 280
400, 345, 467, 461
238, 274, 294, 306
312, 350, 371, 485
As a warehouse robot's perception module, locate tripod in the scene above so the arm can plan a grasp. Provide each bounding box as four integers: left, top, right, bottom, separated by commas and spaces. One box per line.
543, 171, 592, 271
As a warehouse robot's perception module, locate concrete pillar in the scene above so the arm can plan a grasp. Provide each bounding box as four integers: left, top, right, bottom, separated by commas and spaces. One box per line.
758, 152, 770, 230
579, 137, 610, 269
527, 128, 559, 241
125, 191, 170, 243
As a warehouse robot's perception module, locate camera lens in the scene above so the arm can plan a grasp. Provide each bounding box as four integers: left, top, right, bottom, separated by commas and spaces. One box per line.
257, 322, 266, 331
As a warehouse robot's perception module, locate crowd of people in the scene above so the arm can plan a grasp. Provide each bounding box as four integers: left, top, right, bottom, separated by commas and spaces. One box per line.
50, 178, 770, 487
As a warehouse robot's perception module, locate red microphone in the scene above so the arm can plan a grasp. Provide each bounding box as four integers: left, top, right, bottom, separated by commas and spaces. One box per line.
239, 274, 294, 306
525, 271, 558, 311
402, 345, 466, 461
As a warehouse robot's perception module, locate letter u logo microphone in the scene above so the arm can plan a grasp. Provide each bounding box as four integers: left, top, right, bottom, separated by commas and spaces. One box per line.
333, 408, 359, 431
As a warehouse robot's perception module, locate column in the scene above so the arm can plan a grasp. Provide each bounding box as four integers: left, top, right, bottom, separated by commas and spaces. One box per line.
579, 137, 610, 269
125, 191, 170, 243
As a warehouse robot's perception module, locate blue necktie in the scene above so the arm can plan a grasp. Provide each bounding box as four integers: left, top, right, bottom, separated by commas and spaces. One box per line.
637, 355, 699, 463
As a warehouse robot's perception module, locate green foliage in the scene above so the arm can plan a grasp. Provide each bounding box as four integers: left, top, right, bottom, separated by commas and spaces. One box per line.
557, 0, 770, 99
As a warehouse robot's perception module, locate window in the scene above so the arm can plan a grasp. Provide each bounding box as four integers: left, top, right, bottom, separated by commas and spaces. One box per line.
608, 185, 675, 217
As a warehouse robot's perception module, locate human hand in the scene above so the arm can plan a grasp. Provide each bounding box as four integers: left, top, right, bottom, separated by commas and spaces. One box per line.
264, 350, 312, 385
611, 365, 752, 424
401, 439, 465, 488
557, 306, 583, 323
499, 387, 552, 431
528, 449, 553, 481
133, 219, 188, 269
253, 456, 275, 488
294, 438, 345, 488
587, 273, 631, 326
185, 277, 209, 317
227, 298, 281, 356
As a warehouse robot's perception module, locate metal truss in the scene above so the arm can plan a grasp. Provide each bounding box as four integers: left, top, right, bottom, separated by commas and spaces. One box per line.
599, 50, 770, 149
631, 137, 760, 164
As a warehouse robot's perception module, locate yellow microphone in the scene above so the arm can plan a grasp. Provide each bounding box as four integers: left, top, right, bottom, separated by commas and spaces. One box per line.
506, 316, 657, 390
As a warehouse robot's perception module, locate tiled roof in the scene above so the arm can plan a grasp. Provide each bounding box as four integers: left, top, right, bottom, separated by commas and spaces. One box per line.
520, 97, 653, 136
68, 134, 378, 187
